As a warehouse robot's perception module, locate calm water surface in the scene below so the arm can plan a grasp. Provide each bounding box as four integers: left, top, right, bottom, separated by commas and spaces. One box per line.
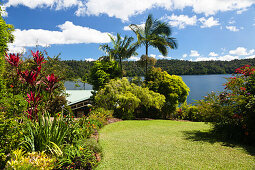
64, 74, 233, 104
181, 74, 232, 104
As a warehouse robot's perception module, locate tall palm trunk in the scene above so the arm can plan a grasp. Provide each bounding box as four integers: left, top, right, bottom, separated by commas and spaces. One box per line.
145, 43, 148, 77
119, 56, 123, 78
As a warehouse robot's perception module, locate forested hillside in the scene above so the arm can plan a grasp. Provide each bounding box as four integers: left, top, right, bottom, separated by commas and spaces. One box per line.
62, 58, 255, 79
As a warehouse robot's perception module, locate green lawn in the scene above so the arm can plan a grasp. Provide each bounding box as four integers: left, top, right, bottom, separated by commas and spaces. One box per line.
96, 120, 255, 169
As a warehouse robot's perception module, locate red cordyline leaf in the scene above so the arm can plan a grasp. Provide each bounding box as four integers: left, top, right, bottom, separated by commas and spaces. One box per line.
26, 91, 41, 105
31, 50, 46, 65
44, 73, 59, 91
26, 109, 33, 120
20, 70, 38, 85
26, 108, 38, 120
5, 52, 20, 67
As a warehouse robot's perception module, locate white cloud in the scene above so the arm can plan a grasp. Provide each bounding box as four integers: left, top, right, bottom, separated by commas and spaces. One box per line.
158, 55, 171, 59
162, 14, 197, 29
199, 17, 220, 28
128, 56, 140, 61
123, 23, 145, 31
5, 0, 254, 21
81, 0, 255, 21
9, 21, 111, 50
226, 26, 240, 32
195, 55, 238, 61
5, 0, 80, 10
0, 5, 8, 17
237, 8, 248, 14
245, 55, 255, 59
182, 54, 187, 58
228, 18, 236, 24
128, 56, 139, 61
218, 55, 239, 61
150, 54, 156, 58
123, 26, 131, 31
85, 58, 95, 61
190, 50, 200, 57
195, 57, 217, 61
7, 44, 26, 54
209, 52, 218, 57
229, 47, 254, 55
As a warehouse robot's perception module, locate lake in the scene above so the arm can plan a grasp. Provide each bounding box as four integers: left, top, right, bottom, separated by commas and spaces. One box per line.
64, 74, 233, 104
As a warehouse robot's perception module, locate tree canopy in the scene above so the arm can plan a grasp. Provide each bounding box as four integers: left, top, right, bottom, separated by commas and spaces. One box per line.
130, 14, 177, 75
145, 67, 189, 118
0, 8, 14, 96
95, 78, 165, 119
99, 33, 138, 76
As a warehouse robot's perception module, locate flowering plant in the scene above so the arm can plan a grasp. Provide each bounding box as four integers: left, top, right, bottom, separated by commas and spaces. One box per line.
216, 65, 255, 143
5, 50, 60, 120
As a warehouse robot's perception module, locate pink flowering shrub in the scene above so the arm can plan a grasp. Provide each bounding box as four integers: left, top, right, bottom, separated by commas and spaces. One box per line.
197, 65, 255, 144
5, 51, 60, 120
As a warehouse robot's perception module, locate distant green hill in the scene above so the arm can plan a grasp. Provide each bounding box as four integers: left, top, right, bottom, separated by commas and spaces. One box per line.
61, 58, 255, 79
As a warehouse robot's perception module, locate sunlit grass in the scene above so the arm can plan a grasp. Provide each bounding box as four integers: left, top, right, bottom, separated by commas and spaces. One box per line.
97, 120, 255, 169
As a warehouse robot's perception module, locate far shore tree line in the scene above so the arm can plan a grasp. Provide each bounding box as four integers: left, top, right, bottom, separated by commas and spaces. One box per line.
62, 58, 255, 80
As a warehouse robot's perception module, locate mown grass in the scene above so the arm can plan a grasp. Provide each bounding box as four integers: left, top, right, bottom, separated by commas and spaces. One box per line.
96, 120, 255, 169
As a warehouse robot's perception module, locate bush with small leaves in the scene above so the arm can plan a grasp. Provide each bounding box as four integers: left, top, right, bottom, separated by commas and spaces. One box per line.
95, 78, 165, 119
145, 67, 189, 118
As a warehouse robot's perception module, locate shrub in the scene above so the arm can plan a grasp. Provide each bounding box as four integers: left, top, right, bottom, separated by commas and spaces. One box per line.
88, 60, 122, 91
95, 78, 165, 119
0, 114, 23, 169
56, 141, 98, 169
196, 65, 255, 144
176, 103, 200, 121
6, 149, 56, 170
88, 108, 113, 126
22, 112, 68, 155
145, 67, 189, 118
0, 94, 27, 118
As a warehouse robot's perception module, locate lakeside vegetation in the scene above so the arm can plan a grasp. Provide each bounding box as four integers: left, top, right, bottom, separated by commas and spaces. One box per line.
1, 9, 255, 169
62, 58, 255, 80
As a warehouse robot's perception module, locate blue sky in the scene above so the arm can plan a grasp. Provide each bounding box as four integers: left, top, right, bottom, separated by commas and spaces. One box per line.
1, 0, 255, 61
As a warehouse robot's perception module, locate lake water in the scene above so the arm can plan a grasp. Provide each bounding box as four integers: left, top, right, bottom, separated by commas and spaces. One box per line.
64, 74, 233, 104
181, 74, 232, 104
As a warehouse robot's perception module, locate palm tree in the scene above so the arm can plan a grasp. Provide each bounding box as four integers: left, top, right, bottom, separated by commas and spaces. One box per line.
99, 33, 138, 76
129, 14, 177, 76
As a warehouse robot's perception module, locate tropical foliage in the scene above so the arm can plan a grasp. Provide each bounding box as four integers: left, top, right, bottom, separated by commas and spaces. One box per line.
0, 8, 14, 96
100, 33, 138, 76
130, 14, 177, 75
95, 78, 165, 119
145, 67, 189, 118
88, 60, 122, 90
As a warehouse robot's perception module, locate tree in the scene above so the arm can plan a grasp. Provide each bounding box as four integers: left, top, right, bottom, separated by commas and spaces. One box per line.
138, 54, 157, 73
95, 78, 165, 119
145, 67, 189, 118
130, 14, 177, 76
88, 60, 121, 91
99, 33, 138, 76
0, 7, 14, 96
81, 73, 88, 90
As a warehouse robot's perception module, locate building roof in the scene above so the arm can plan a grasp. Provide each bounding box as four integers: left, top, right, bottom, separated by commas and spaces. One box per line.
66, 90, 93, 105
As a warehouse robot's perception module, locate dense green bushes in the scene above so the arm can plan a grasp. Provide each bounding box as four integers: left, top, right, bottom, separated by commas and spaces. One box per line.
145, 67, 189, 118
0, 8, 14, 97
0, 49, 112, 168
88, 60, 122, 91
176, 65, 255, 144
0, 114, 24, 168
95, 78, 165, 119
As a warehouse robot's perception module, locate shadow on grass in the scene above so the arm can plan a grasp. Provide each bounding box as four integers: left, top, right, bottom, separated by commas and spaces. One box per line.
182, 130, 255, 156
